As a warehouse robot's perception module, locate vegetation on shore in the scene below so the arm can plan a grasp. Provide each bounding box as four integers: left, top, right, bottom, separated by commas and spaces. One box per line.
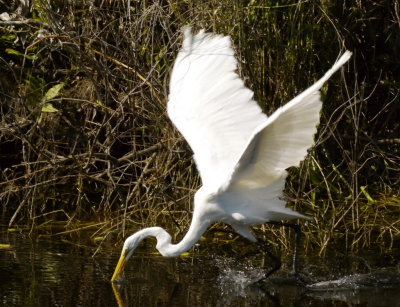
0, 0, 399, 254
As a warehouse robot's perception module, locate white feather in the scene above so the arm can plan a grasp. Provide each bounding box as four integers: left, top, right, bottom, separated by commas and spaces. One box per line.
226, 51, 352, 221
112, 28, 351, 281
168, 28, 351, 224
168, 27, 267, 190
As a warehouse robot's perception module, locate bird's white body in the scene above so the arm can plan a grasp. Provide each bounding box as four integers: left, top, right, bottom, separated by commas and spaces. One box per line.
111, 27, 351, 281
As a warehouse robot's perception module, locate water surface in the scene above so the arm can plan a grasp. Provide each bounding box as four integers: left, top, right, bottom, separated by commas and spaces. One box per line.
1, 227, 399, 306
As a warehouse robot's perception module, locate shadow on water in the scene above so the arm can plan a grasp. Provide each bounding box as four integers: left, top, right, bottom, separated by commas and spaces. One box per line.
1, 227, 399, 306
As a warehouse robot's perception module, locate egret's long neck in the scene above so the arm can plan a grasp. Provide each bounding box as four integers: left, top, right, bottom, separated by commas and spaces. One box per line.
137, 212, 211, 257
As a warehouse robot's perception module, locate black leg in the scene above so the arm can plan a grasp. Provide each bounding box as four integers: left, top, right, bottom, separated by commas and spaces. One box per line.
254, 238, 281, 282
257, 221, 307, 285
267, 222, 301, 275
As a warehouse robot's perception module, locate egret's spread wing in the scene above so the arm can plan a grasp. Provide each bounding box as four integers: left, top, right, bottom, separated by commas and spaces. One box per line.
168, 28, 267, 188
231, 51, 352, 189
225, 51, 351, 221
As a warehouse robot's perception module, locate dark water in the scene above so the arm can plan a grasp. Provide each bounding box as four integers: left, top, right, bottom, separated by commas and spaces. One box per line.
1, 228, 400, 307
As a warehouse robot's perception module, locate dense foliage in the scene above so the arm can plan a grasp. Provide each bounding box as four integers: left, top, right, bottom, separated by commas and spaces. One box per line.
0, 0, 399, 252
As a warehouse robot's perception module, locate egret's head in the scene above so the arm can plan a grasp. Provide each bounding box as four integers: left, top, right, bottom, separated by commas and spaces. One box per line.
111, 233, 142, 282
111, 227, 172, 282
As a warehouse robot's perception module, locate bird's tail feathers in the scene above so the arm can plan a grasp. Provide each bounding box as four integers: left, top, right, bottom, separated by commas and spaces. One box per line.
266, 207, 311, 221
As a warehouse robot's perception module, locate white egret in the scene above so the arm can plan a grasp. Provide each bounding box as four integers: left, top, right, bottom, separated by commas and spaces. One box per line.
111, 27, 351, 282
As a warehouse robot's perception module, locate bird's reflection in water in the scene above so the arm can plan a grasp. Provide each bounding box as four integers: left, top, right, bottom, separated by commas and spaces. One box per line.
111, 282, 125, 307
111, 277, 189, 307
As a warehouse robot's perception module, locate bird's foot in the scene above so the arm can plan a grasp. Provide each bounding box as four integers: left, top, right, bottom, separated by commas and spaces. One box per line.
253, 269, 313, 289
293, 270, 317, 287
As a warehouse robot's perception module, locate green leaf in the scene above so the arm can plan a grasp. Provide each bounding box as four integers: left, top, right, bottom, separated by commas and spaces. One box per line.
360, 186, 376, 204
5, 48, 36, 60
43, 83, 64, 102
41, 103, 59, 113
5, 48, 24, 56
1, 34, 16, 41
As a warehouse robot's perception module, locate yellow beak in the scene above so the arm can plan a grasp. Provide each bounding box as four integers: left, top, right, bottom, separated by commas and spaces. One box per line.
111, 249, 128, 282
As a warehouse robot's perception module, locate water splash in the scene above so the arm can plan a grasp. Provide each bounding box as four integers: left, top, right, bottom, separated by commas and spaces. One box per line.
215, 258, 266, 300
308, 270, 400, 291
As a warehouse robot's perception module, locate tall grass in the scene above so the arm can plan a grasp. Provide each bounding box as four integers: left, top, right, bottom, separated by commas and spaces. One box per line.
0, 0, 399, 253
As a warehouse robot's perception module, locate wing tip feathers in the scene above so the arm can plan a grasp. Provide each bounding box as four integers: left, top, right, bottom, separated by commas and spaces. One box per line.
337, 50, 352, 66
182, 26, 193, 49
181, 26, 231, 51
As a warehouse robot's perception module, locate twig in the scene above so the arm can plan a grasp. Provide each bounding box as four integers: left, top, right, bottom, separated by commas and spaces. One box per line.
0, 19, 43, 26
